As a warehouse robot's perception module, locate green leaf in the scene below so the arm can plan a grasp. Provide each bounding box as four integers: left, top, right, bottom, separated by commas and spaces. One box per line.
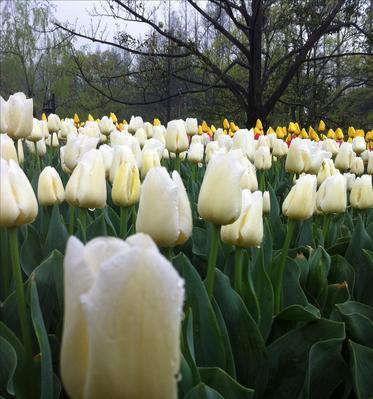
336, 301, 373, 347
268, 186, 285, 249
45, 204, 69, 256
345, 217, 373, 302
30, 279, 60, 399
265, 319, 345, 399
20, 224, 43, 276
213, 270, 268, 393
297, 218, 315, 248
184, 383, 224, 399
199, 367, 254, 399
173, 254, 227, 370
282, 257, 310, 308
179, 354, 195, 398
349, 340, 373, 399
323, 283, 350, 318
0, 336, 17, 395
192, 227, 208, 258
86, 212, 108, 241
276, 304, 320, 321
181, 309, 200, 385
329, 255, 355, 293
360, 250, 373, 306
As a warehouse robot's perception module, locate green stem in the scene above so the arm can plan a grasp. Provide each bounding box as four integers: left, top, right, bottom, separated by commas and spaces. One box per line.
234, 246, 243, 293
79, 208, 87, 242
68, 206, 75, 235
322, 214, 331, 247
0, 228, 10, 299
9, 228, 33, 362
274, 219, 296, 314
34, 142, 40, 172
206, 224, 220, 299
175, 154, 181, 175
259, 170, 265, 192
120, 207, 128, 238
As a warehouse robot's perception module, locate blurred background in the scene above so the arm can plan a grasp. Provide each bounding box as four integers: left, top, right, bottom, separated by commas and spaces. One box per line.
0, 0, 372, 128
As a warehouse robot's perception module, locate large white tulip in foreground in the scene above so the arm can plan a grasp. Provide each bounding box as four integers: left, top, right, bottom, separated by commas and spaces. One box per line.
61, 233, 184, 399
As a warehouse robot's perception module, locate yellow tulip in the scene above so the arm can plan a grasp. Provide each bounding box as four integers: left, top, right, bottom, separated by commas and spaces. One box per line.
41, 112, 47, 121
255, 119, 263, 130
112, 162, 141, 207
276, 126, 285, 139
202, 121, 209, 132
153, 118, 161, 126
198, 125, 203, 135
123, 119, 128, 125
300, 128, 308, 139
87, 114, 94, 121
327, 129, 335, 139
267, 126, 275, 134
211, 125, 216, 133
348, 126, 356, 138
318, 120, 326, 132
335, 128, 344, 140
73, 113, 80, 124
110, 112, 117, 123
223, 118, 230, 130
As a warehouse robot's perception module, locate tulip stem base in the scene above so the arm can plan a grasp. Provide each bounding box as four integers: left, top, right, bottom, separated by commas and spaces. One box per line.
259, 170, 266, 192
274, 219, 296, 314
34, 143, 41, 172
120, 207, 128, 238
175, 155, 181, 175
206, 224, 220, 299
79, 208, 88, 242
322, 214, 331, 248
68, 206, 74, 235
234, 247, 243, 293
9, 228, 33, 362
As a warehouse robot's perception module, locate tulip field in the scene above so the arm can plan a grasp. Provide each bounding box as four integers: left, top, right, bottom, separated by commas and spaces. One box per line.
1, 93, 373, 399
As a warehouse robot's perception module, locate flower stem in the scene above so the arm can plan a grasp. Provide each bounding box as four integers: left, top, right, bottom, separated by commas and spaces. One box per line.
9, 228, 33, 362
233, 246, 243, 293
274, 219, 296, 313
259, 170, 265, 191
120, 207, 128, 238
79, 208, 87, 242
175, 154, 181, 175
322, 214, 331, 248
34, 143, 40, 172
68, 206, 75, 235
206, 224, 220, 299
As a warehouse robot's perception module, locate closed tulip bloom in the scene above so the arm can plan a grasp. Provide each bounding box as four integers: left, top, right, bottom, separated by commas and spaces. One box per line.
367, 152, 373, 174
111, 134, 142, 168
272, 138, 288, 157
352, 136, 366, 154
191, 135, 202, 144
232, 129, 255, 161
322, 138, 339, 155
152, 125, 166, 145
344, 173, 356, 191
60, 120, 78, 139
109, 146, 137, 182
285, 139, 311, 174
112, 162, 141, 207
0, 159, 38, 227
0, 96, 8, 133
27, 118, 44, 142
47, 113, 61, 133
135, 127, 147, 147
316, 174, 347, 214
361, 149, 370, 163
165, 120, 189, 154
39, 120, 49, 139
143, 138, 165, 159
46, 133, 60, 147
335, 142, 354, 171
221, 190, 263, 248
317, 159, 338, 186
61, 233, 184, 399
128, 115, 144, 134
263, 191, 270, 214
64, 136, 99, 171
218, 134, 233, 152
98, 144, 114, 179
143, 121, 153, 138
65, 149, 107, 209
306, 150, 332, 174
257, 135, 271, 149
198, 151, 245, 225
26, 138, 47, 156
80, 121, 101, 139
136, 167, 192, 247
282, 174, 317, 220
5, 92, 33, 140
98, 116, 115, 136
201, 133, 211, 146
240, 162, 258, 191
254, 146, 272, 170
37, 166, 65, 206
350, 157, 364, 175
185, 118, 198, 135
60, 146, 72, 174
187, 142, 204, 163
350, 175, 373, 209
141, 149, 161, 179
1, 134, 18, 163
163, 148, 169, 159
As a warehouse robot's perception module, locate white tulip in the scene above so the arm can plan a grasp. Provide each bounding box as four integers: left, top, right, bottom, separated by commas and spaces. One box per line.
128, 115, 144, 134
47, 113, 61, 133
5, 92, 33, 139
185, 118, 198, 135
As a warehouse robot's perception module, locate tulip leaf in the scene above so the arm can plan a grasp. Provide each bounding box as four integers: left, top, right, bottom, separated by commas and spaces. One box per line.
301, 337, 350, 399
0, 336, 17, 395
181, 309, 200, 385
323, 282, 350, 318
345, 217, 373, 303
30, 279, 60, 399
297, 218, 315, 248
199, 367, 254, 399
327, 213, 345, 249
360, 250, 373, 306
192, 227, 208, 258
184, 383, 224, 399
349, 340, 373, 399
20, 224, 43, 276
268, 186, 285, 249
335, 301, 373, 347
329, 255, 355, 293
213, 270, 268, 394
173, 254, 227, 371
45, 205, 69, 256
0, 322, 31, 399
86, 212, 108, 240
264, 319, 345, 399
179, 354, 195, 398
276, 304, 320, 321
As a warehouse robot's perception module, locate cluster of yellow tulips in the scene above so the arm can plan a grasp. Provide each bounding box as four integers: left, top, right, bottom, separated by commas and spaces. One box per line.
0, 91, 373, 399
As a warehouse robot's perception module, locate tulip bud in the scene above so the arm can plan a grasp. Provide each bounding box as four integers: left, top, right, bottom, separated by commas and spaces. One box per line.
343, 173, 356, 191
37, 166, 65, 206
316, 174, 347, 214
61, 233, 184, 399
136, 167, 192, 247
218, 135, 233, 152
135, 127, 147, 147
350, 157, 364, 175
306, 150, 332, 174
65, 149, 107, 209
321, 138, 339, 155
165, 120, 189, 154
335, 142, 354, 171
191, 135, 202, 144
350, 175, 373, 209
5, 92, 33, 140
257, 135, 270, 149
352, 136, 366, 155
254, 146, 272, 170
282, 174, 317, 220
143, 138, 165, 159
198, 151, 245, 225
128, 115, 144, 134
141, 149, 161, 179
27, 118, 44, 142
317, 159, 338, 186
40, 120, 50, 139
98, 144, 114, 179
240, 161, 258, 191
110, 134, 142, 168
187, 142, 204, 163
47, 113, 61, 133
152, 125, 166, 145
272, 138, 288, 157
285, 138, 311, 174
80, 121, 100, 139
185, 118, 198, 135
143, 122, 153, 138
0, 96, 8, 133
263, 191, 270, 214
64, 136, 99, 171
112, 162, 141, 207
109, 146, 137, 183
1, 134, 18, 163
0, 159, 38, 227
98, 116, 115, 136
318, 120, 326, 132
232, 129, 255, 161
221, 190, 263, 248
